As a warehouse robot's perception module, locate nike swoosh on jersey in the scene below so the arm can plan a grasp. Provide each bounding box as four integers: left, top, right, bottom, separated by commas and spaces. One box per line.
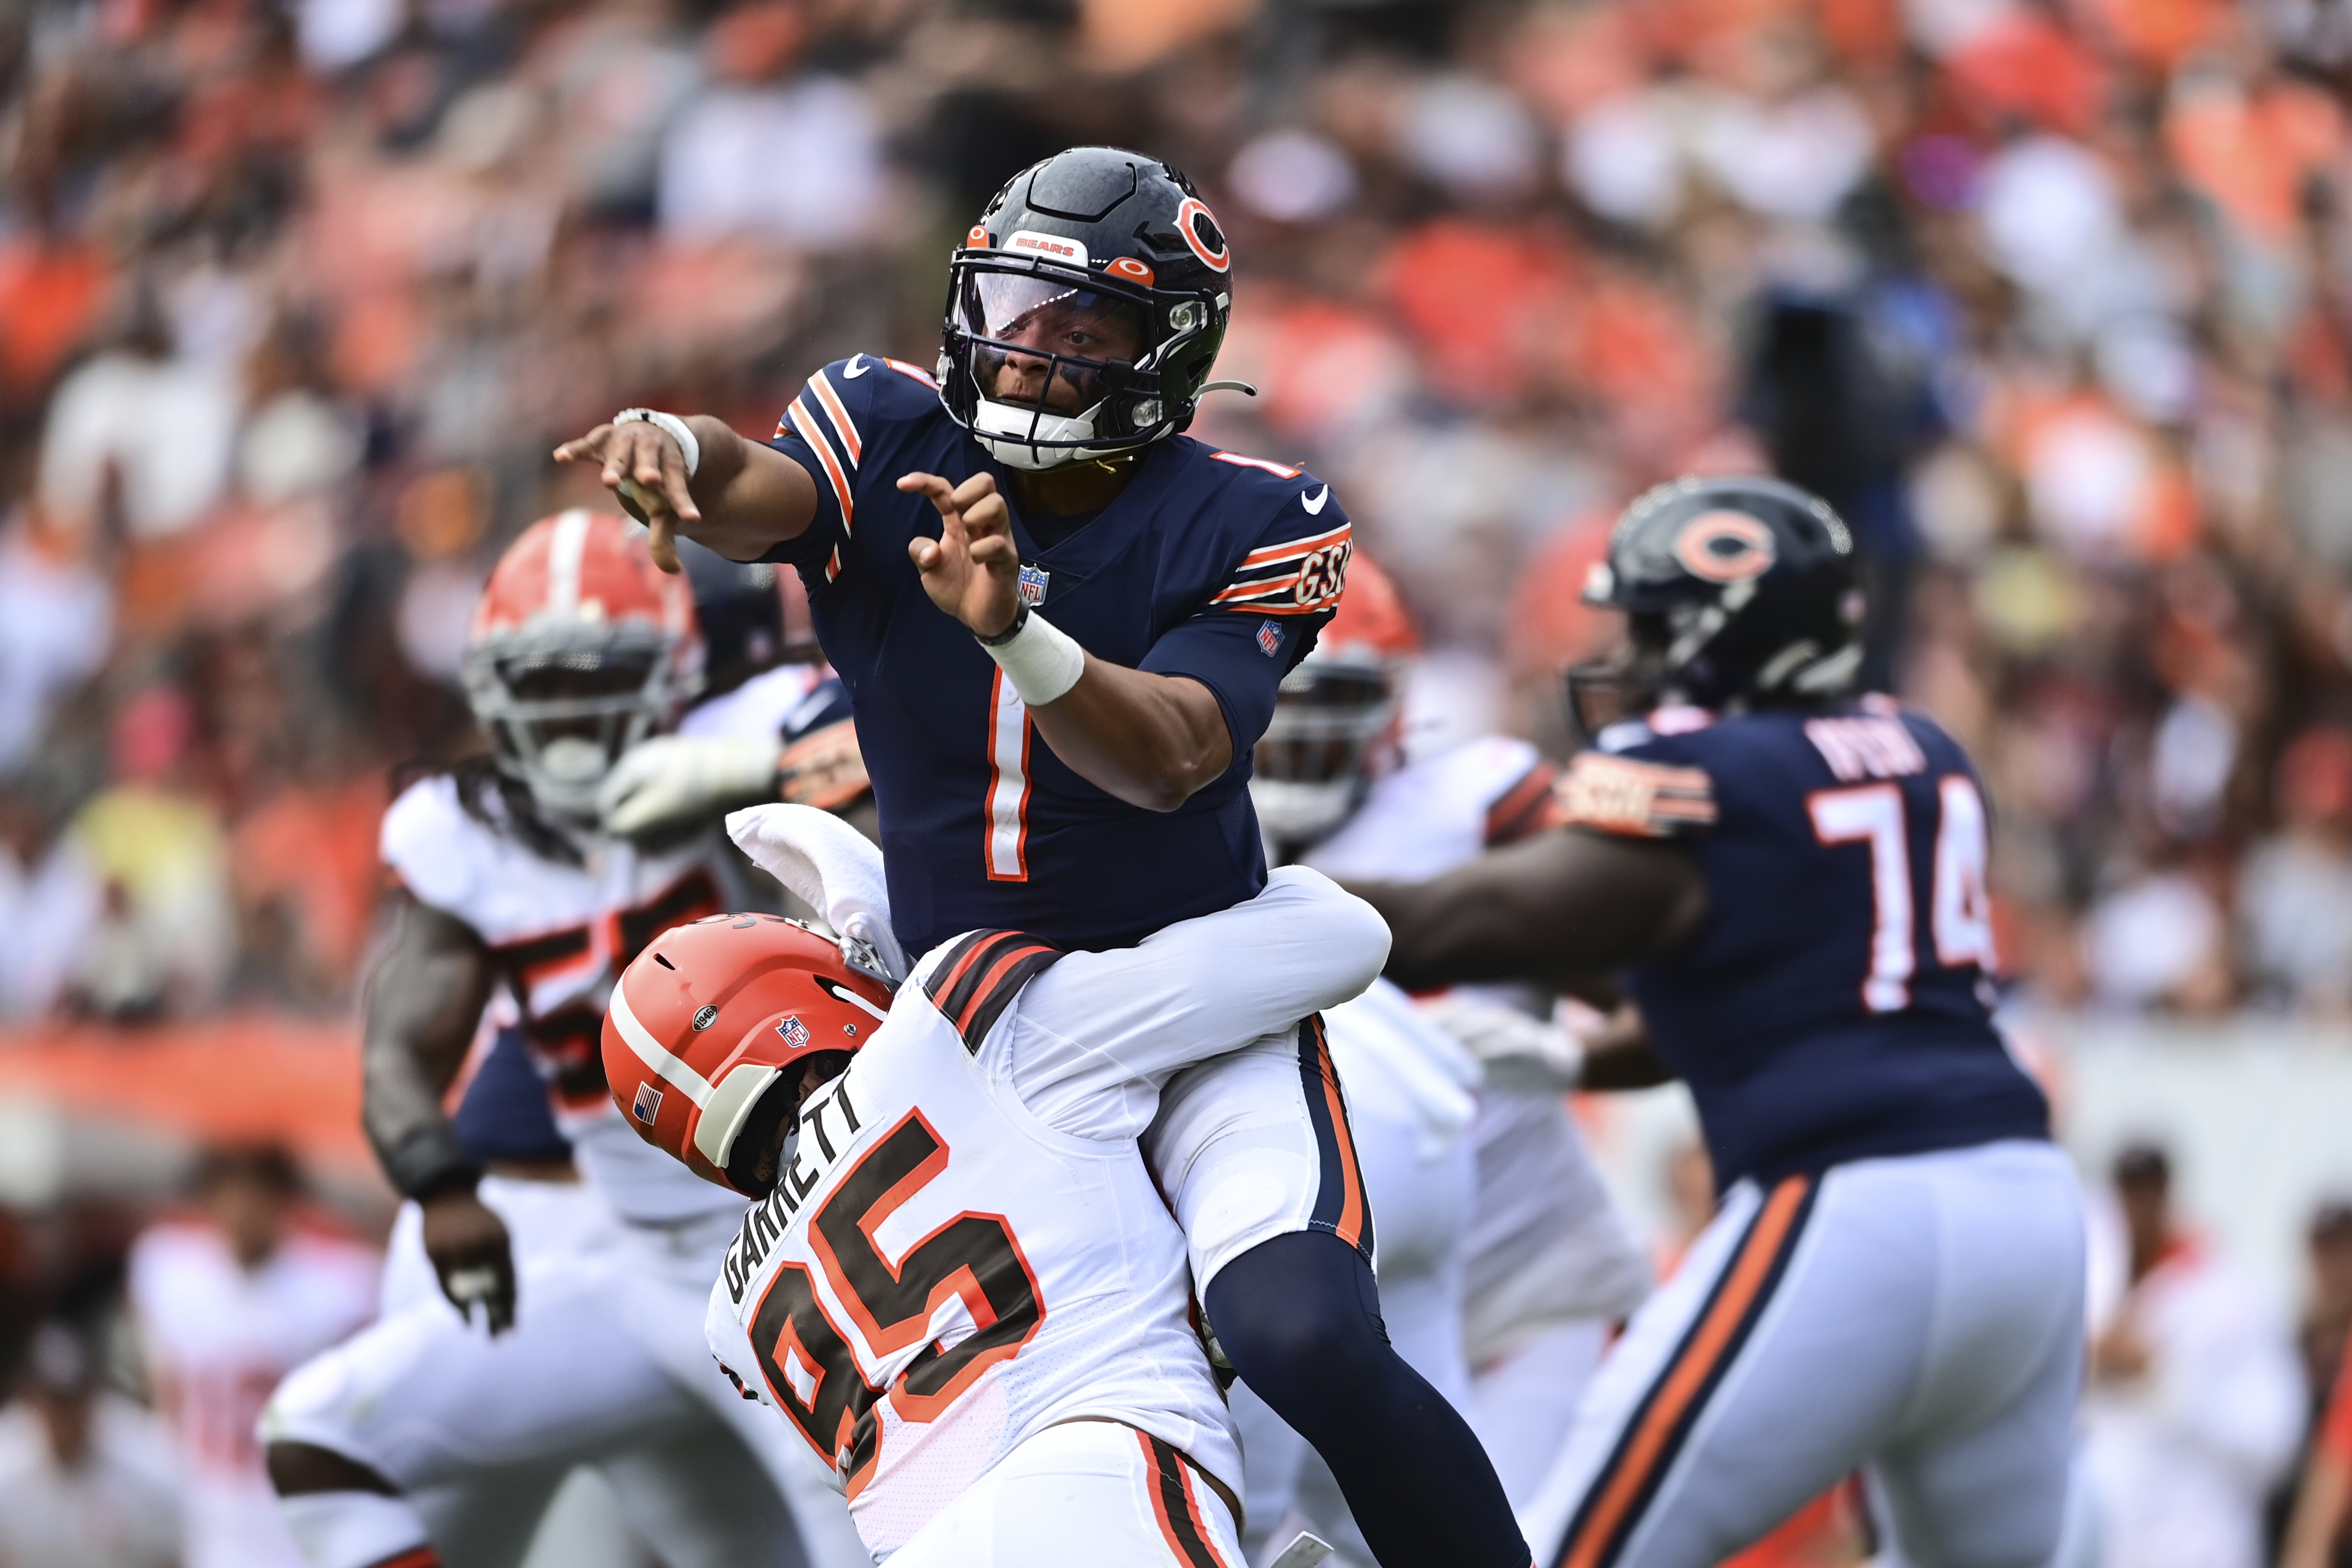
1301, 485, 1330, 515
842, 353, 869, 378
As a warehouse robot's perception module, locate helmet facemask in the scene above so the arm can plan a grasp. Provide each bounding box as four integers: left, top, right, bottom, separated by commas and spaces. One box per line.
1253, 660, 1398, 851
463, 620, 693, 822
942, 253, 1221, 470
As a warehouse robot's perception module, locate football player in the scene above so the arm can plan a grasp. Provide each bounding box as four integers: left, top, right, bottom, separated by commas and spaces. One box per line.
1242, 555, 1652, 1552
261, 510, 865, 1568
556, 147, 1528, 1567
602, 803, 1392, 1567
1348, 477, 2085, 1568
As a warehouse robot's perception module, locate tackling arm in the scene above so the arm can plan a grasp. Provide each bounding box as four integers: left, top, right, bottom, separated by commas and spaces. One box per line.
1350, 829, 1709, 993
361, 896, 518, 1332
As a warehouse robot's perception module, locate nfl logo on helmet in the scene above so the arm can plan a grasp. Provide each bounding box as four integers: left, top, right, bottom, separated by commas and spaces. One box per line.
775, 1015, 811, 1050
631, 1081, 664, 1125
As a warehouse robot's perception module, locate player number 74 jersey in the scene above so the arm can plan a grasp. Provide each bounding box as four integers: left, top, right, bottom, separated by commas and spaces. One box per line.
704, 942, 1238, 1557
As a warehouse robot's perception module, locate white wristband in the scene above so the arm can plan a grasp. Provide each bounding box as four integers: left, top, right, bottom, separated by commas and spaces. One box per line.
613, 408, 700, 478
980, 609, 1086, 705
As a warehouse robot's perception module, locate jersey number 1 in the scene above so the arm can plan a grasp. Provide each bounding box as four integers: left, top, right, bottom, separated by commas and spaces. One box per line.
1808, 775, 1996, 1013
985, 671, 1032, 881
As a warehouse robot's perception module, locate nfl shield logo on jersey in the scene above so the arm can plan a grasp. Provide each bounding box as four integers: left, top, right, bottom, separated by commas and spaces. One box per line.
775, 1014, 811, 1050
632, 1081, 663, 1125
1257, 620, 1283, 657
1017, 563, 1050, 607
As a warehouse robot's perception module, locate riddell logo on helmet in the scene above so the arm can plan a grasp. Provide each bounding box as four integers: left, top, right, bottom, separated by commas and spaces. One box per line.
1007, 230, 1089, 267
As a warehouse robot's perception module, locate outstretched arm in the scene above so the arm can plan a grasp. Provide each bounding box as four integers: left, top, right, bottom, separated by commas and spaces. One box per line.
362, 897, 516, 1331
1349, 829, 1708, 992
554, 415, 819, 571
901, 471, 1232, 811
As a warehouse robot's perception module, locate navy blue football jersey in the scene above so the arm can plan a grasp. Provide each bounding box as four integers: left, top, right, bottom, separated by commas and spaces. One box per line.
761, 355, 1349, 953
1559, 698, 2048, 1187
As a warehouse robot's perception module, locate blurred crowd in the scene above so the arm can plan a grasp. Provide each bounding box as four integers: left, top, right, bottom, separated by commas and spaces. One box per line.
8, 0, 2352, 1022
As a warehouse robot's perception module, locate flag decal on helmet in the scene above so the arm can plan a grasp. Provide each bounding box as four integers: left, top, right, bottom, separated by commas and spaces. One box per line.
776, 1015, 811, 1050
632, 1082, 664, 1125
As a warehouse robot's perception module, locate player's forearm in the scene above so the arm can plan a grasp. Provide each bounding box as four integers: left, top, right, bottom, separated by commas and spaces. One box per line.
666, 417, 819, 562
361, 906, 496, 1198
1029, 664, 1232, 812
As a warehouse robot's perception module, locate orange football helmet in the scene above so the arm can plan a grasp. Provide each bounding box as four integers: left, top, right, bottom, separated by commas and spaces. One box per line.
1252, 550, 1419, 849
603, 912, 893, 1195
463, 509, 703, 821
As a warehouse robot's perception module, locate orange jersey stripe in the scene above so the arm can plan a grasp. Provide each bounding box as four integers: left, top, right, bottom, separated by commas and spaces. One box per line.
788, 402, 856, 535
1238, 522, 1349, 570
1557, 1176, 1814, 1568
807, 372, 862, 465
1210, 450, 1301, 478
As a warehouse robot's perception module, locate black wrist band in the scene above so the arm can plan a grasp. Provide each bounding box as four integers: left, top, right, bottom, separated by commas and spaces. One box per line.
379, 1127, 483, 1202
973, 601, 1030, 648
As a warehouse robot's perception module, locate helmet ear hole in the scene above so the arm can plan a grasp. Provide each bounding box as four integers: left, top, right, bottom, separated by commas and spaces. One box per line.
722, 1074, 799, 1197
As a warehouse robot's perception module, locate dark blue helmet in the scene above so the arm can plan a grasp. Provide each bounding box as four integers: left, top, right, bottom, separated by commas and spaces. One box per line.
1567, 476, 1862, 740
938, 147, 1240, 470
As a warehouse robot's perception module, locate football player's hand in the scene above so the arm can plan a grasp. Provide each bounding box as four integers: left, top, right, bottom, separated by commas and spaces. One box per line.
421, 1189, 517, 1335
599, 735, 783, 839
901, 471, 1018, 638
1418, 993, 1588, 1091
554, 422, 700, 574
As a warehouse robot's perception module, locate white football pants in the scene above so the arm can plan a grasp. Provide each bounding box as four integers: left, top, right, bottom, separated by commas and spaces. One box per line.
883, 1420, 1244, 1568
1521, 1139, 2085, 1568
265, 1176, 864, 1568
1231, 1061, 1477, 1568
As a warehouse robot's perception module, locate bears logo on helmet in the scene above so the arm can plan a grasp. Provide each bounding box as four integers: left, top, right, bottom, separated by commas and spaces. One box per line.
602, 913, 891, 1195
1567, 475, 1861, 743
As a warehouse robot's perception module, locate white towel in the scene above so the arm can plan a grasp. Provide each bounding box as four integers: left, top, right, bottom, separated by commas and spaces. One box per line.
725, 804, 909, 985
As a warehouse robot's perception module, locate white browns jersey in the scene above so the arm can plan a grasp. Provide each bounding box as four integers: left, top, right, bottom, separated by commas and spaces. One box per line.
381, 776, 735, 1223
703, 868, 1388, 1558
127, 1222, 378, 1568
1299, 735, 1558, 885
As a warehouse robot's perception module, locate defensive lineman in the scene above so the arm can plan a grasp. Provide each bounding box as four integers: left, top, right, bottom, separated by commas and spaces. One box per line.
600, 804, 1392, 1566
557, 146, 1527, 1567
1352, 477, 2085, 1568
262, 512, 862, 1568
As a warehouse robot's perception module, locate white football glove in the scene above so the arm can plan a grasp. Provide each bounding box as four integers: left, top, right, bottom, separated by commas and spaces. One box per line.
598, 735, 781, 839
1417, 992, 1588, 1092
726, 804, 909, 986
